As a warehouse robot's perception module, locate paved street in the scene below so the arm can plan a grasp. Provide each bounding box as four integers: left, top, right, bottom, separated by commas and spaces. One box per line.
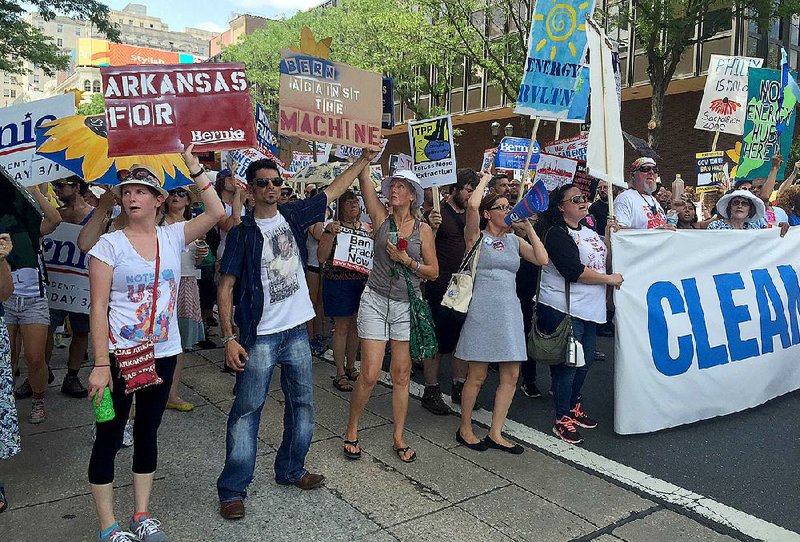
0, 343, 747, 541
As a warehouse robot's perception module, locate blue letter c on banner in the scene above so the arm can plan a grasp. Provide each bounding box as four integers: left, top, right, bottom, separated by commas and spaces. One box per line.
647, 281, 694, 376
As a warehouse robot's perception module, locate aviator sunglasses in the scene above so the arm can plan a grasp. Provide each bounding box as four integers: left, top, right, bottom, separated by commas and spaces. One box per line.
253, 177, 284, 188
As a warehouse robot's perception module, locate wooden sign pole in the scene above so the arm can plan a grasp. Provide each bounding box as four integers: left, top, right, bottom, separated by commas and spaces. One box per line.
518, 117, 542, 203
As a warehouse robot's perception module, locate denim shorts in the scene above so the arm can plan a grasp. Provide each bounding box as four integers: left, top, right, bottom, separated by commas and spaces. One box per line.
2, 294, 50, 326
357, 286, 411, 342
49, 308, 90, 334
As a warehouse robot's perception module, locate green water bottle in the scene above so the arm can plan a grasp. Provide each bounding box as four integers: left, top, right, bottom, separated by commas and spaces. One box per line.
93, 387, 115, 423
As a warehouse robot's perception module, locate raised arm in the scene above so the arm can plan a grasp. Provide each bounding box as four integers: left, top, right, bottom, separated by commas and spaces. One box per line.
218, 184, 244, 233
77, 189, 116, 253
324, 149, 377, 205
29, 185, 62, 235
465, 170, 491, 248
777, 160, 800, 199
760, 153, 783, 204
517, 220, 548, 265
358, 156, 388, 229
182, 144, 225, 244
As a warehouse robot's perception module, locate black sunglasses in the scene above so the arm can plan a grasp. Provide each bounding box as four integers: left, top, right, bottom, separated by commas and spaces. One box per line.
563, 195, 588, 204
636, 166, 659, 173
170, 189, 189, 198
730, 198, 752, 207
489, 204, 512, 211
254, 177, 283, 188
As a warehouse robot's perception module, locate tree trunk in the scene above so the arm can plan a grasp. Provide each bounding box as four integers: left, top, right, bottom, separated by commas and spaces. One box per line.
648, 79, 669, 150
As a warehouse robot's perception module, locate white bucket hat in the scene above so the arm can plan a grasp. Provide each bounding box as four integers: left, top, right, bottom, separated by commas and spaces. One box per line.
112, 165, 170, 199
381, 170, 425, 209
715, 189, 765, 220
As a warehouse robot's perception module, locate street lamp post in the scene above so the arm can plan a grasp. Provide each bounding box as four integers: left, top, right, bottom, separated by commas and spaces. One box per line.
491, 121, 501, 146
504, 123, 514, 137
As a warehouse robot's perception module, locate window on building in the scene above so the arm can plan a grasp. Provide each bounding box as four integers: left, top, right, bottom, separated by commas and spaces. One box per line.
140, 22, 144, 27
3, 90, 8, 98
57, 24, 63, 33
76, 28, 81, 36
150, 24, 154, 28
10, 90, 15, 98
3, 75, 8, 84
93, 81, 101, 92
57, 38, 63, 47
33, 75, 39, 84
84, 80, 91, 92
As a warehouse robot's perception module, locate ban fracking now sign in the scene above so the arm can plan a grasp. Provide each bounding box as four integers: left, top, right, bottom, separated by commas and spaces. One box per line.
101, 63, 256, 157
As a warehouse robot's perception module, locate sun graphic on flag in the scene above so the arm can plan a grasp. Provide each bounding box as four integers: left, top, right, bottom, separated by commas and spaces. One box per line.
534, 1, 591, 61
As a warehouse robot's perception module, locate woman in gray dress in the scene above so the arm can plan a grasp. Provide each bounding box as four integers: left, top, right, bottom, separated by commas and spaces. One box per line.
456, 173, 548, 453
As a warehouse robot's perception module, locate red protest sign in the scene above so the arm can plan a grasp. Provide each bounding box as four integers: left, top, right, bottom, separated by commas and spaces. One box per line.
101, 63, 256, 157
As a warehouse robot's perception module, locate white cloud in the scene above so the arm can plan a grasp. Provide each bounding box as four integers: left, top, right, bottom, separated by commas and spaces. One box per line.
194, 21, 226, 33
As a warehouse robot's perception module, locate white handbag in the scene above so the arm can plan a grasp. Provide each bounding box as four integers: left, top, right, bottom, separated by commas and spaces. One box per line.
441, 235, 483, 315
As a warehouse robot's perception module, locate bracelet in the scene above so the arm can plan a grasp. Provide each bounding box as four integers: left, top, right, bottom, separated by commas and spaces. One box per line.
221, 335, 238, 345
94, 364, 110, 368
415, 260, 421, 273
189, 167, 206, 179
200, 181, 213, 192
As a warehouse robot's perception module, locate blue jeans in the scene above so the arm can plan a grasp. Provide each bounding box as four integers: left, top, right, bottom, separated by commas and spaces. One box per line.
538, 304, 597, 419
217, 324, 315, 502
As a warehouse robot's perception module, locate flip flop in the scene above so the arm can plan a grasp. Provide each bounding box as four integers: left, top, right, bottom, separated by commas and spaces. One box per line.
343, 439, 361, 460
393, 446, 417, 463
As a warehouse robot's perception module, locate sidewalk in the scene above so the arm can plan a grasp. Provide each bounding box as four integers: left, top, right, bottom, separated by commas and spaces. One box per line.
1, 345, 740, 541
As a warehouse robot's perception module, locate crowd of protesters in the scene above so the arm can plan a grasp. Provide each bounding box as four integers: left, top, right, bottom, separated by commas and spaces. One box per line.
0, 136, 796, 540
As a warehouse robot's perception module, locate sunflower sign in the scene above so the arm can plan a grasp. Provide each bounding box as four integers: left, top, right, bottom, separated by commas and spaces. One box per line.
407, 115, 457, 188
515, 0, 595, 121
0, 94, 75, 185
694, 55, 763, 135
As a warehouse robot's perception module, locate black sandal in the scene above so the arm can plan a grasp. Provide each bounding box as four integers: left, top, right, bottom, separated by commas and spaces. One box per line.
393, 446, 417, 463
345, 366, 360, 381
333, 375, 353, 392
343, 439, 362, 460
0, 485, 7, 513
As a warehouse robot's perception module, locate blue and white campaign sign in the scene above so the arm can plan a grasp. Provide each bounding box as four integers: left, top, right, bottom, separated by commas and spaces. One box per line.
1, 94, 74, 185
255, 102, 279, 156
496, 136, 540, 171
612, 228, 800, 434
514, 0, 595, 121
41, 223, 90, 314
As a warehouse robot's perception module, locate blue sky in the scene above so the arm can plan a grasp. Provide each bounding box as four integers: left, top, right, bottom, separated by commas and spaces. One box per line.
101, 0, 318, 33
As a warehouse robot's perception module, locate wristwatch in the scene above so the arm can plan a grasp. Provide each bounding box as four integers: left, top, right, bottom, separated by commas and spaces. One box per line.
190, 167, 206, 179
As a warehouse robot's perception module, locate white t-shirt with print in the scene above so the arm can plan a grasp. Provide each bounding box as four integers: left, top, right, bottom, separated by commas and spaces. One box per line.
89, 222, 185, 358
255, 214, 315, 335
614, 188, 667, 229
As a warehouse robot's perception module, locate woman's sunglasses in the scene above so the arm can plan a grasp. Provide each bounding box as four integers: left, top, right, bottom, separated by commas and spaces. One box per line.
170, 189, 189, 198
253, 177, 283, 188
730, 198, 752, 207
563, 195, 588, 204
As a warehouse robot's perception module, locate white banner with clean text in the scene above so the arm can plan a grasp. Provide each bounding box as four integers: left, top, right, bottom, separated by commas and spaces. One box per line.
612, 229, 800, 434
41, 223, 90, 314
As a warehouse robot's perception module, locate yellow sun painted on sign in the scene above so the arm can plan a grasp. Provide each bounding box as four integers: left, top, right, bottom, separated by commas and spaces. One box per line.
534, 1, 588, 61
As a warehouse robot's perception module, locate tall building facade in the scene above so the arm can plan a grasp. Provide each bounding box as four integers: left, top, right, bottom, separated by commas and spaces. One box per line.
0, 3, 215, 107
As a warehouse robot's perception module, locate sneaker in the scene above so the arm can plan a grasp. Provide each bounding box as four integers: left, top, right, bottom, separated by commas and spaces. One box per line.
569, 402, 597, 429
61, 374, 89, 398
520, 382, 542, 398
97, 524, 137, 542
552, 416, 583, 444
14, 379, 32, 400
29, 399, 46, 424
421, 385, 450, 415
129, 514, 167, 542
122, 420, 134, 448
451, 381, 463, 405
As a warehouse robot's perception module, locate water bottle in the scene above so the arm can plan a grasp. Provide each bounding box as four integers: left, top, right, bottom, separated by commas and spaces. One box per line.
672, 174, 684, 201
93, 387, 115, 423
666, 209, 679, 226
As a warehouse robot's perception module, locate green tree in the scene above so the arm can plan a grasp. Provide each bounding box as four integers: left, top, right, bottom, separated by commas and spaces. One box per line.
617, 0, 800, 149
76, 92, 105, 115
222, 0, 461, 120
1, 0, 119, 76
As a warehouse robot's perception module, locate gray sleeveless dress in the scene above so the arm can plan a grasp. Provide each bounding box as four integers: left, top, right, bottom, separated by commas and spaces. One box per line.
454, 232, 527, 362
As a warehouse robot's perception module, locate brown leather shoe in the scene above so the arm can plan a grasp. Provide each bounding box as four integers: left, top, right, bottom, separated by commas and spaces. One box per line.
291, 472, 325, 490
219, 499, 245, 520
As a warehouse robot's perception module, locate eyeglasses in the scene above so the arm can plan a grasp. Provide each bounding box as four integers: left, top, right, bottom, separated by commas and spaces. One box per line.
563, 195, 588, 204
170, 189, 189, 198
254, 177, 283, 188
489, 204, 512, 211
636, 166, 658, 173
730, 198, 752, 207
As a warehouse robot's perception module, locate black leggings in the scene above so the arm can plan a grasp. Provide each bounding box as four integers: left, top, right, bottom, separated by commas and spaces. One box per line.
88, 355, 177, 485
